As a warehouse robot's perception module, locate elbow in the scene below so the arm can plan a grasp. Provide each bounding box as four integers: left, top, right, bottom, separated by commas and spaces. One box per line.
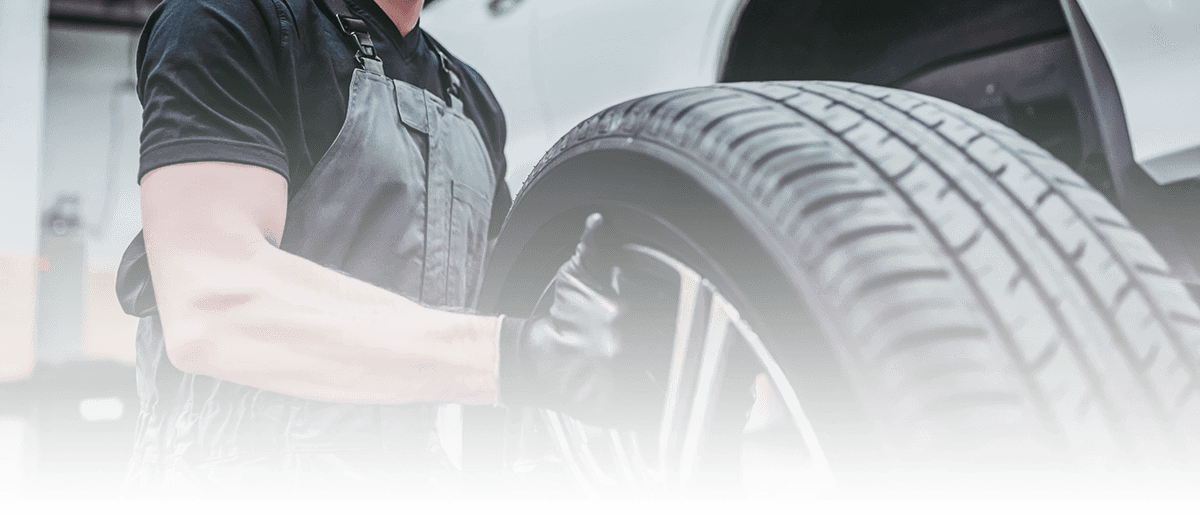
165, 335, 216, 375
159, 309, 222, 375
159, 295, 241, 374
160, 291, 259, 375
149, 251, 271, 376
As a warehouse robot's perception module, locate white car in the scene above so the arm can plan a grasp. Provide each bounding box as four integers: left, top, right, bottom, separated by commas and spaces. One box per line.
423, 0, 1200, 491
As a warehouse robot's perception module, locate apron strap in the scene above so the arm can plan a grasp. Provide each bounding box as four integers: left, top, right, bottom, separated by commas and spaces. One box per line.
315, 0, 386, 75
436, 50, 462, 109
428, 38, 465, 109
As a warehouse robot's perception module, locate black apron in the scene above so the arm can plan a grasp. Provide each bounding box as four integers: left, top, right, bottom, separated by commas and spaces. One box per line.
116, 1, 496, 492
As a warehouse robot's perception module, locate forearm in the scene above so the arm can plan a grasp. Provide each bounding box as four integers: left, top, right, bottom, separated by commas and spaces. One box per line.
155, 241, 499, 405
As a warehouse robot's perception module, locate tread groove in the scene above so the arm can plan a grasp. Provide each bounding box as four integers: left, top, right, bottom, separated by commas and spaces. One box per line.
729, 84, 1099, 460
645, 89, 707, 118
700, 105, 775, 136
854, 268, 950, 298
844, 84, 1200, 429
1112, 280, 1137, 307
776, 161, 857, 189
885, 325, 990, 356
1068, 242, 1086, 262
626, 89, 714, 141
671, 93, 740, 123
1034, 188, 1055, 206
794, 85, 1131, 439
1137, 344, 1163, 373
728, 122, 803, 151
892, 161, 919, 181
752, 142, 826, 169
801, 190, 885, 216
954, 230, 984, 255
1175, 383, 1199, 409
862, 298, 958, 333
827, 224, 915, 250
531, 82, 1200, 461
906, 102, 929, 114
1135, 263, 1174, 278
1006, 271, 1026, 293
1029, 343, 1060, 373
1169, 312, 1200, 326
838, 120, 865, 136
1094, 217, 1133, 230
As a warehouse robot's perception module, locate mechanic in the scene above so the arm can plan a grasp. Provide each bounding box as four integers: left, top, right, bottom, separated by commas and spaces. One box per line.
115, 0, 654, 491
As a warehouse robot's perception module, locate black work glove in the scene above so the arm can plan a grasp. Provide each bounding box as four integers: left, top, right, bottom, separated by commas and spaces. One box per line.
498, 213, 660, 427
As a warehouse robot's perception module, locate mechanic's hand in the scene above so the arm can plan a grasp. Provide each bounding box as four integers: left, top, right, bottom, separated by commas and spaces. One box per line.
498, 213, 660, 427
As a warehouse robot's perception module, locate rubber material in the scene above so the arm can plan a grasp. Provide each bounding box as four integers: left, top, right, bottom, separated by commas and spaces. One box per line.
498, 214, 660, 427
493, 81, 1200, 470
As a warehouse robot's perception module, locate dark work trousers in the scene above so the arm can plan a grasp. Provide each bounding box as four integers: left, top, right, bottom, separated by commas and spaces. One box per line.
119, 23, 497, 494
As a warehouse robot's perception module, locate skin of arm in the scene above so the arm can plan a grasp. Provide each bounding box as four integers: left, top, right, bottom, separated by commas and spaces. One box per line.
140, 162, 500, 405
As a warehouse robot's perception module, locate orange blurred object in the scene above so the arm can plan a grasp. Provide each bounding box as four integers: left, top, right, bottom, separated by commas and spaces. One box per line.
0, 255, 135, 383
0, 253, 36, 382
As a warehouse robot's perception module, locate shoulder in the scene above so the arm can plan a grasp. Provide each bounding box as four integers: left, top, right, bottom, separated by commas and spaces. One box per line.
137, 0, 314, 183
140, 0, 295, 63
148, 0, 288, 31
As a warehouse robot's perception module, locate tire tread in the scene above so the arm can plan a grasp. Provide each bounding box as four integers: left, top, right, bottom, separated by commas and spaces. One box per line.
525, 80, 1200, 460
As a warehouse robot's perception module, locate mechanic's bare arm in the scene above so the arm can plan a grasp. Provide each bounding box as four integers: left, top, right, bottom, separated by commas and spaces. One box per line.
141, 162, 499, 405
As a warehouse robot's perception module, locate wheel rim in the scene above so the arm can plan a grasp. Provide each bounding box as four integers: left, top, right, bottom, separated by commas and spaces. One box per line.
523, 242, 835, 494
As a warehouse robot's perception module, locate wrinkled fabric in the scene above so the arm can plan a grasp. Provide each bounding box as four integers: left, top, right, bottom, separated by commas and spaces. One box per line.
121, 43, 496, 491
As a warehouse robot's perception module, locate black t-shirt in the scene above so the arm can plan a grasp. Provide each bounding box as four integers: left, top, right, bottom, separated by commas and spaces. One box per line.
135, 0, 510, 231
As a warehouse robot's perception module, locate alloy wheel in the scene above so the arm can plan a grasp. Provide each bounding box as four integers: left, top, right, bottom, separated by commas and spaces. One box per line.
518, 242, 835, 495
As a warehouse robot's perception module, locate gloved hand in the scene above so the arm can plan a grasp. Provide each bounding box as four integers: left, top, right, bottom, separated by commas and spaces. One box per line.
498, 213, 660, 427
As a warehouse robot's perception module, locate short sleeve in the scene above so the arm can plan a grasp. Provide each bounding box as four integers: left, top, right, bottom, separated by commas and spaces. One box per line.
136, 0, 291, 183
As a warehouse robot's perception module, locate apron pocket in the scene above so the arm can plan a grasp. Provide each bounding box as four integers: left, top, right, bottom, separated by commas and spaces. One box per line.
447, 180, 492, 309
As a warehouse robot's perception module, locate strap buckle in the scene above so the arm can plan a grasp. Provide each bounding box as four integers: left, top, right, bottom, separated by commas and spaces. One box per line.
435, 46, 463, 106
337, 15, 378, 62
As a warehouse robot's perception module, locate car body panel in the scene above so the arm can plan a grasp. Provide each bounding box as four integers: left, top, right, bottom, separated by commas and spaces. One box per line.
531, 0, 745, 138
426, 0, 1200, 189
423, 0, 748, 189
1077, 0, 1200, 185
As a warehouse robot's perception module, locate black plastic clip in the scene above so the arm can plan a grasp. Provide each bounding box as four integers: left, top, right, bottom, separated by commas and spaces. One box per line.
436, 49, 463, 106
337, 15, 378, 62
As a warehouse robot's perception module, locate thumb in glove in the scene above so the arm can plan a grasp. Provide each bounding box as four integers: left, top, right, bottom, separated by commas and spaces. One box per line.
498, 213, 658, 427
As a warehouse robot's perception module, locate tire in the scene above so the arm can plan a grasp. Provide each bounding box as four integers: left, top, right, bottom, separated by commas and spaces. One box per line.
478, 81, 1200, 479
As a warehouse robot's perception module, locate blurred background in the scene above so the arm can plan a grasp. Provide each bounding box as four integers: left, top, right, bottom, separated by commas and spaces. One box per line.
1, 0, 154, 498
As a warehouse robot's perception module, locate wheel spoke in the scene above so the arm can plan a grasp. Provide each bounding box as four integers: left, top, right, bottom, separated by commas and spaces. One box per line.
676, 293, 734, 487
523, 243, 835, 494
619, 429, 651, 483
540, 409, 596, 493
566, 417, 617, 487
606, 429, 637, 483
657, 262, 707, 472
731, 308, 836, 489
